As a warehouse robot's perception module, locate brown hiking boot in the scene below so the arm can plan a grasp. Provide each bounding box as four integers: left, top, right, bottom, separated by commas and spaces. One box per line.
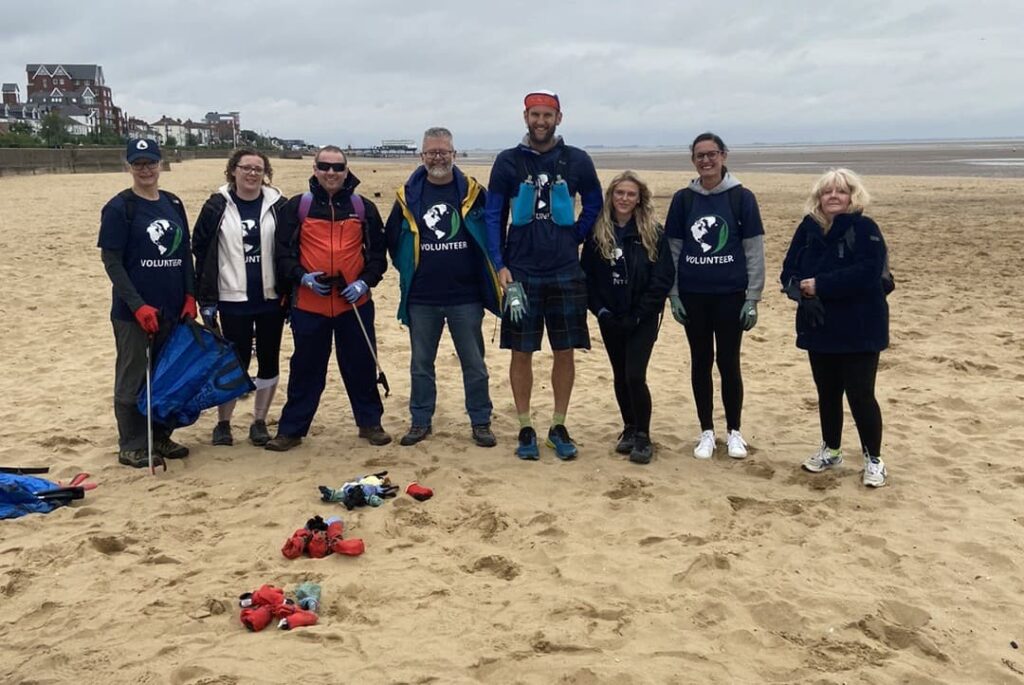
358, 425, 392, 446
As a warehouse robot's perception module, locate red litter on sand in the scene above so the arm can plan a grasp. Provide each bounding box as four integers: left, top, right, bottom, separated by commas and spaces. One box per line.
406, 482, 433, 501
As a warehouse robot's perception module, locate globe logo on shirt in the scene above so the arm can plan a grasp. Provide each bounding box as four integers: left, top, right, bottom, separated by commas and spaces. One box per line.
145, 219, 183, 256
241, 219, 260, 255
422, 202, 462, 241
689, 215, 729, 255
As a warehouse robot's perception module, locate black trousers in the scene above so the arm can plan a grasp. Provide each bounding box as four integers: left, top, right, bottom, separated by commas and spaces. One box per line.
681, 292, 745, 432
808, 351, 882, 456
599, 314, 659, 434
219, 308, 286, 380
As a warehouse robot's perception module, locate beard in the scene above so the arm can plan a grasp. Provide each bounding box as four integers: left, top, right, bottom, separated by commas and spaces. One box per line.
426, 162, 453, 180
529, 124, 556, 146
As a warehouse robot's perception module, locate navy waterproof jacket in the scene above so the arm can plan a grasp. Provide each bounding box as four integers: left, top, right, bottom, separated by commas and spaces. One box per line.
779, 212, 889, 353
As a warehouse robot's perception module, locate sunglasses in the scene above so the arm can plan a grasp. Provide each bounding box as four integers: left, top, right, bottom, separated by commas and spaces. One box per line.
315, 161, 347, 172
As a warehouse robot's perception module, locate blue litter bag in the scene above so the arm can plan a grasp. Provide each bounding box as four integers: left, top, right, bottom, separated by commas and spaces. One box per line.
0, 473, 61, 520
137, 321, 255, 429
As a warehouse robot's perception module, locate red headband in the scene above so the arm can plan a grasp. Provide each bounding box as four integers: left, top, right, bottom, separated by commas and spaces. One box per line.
524, 92, 560, 112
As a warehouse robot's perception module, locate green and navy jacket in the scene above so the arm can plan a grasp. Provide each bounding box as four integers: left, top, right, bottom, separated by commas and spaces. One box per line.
384, 165, 502, 325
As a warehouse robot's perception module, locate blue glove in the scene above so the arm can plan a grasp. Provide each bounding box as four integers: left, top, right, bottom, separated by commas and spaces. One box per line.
301, 271, 331, 296
341, 279, 368, 303
199, 305, 218, 328
739, 300, 758, 331
504, 282, 529, 324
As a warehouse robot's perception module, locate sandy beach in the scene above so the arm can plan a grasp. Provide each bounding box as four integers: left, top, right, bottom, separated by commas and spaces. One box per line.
1, 154, 1022, 684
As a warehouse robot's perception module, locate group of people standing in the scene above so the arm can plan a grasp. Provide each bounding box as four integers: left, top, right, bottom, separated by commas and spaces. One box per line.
99, 90, 891, 488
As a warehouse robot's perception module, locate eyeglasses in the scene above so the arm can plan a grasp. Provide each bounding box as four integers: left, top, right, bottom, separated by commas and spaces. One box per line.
237, 164, 265, 175
694, 151, 722, 162
315, 161, 347, 172
422, 150, 453, 159
130, 160, 159, 170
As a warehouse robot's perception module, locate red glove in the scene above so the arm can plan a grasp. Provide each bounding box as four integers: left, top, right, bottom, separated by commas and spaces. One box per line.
271, 600, 297, 618
181, 294, 197, 321
406, 482, 433, 502
281, 528, 311, 559
250, 584, 285, 607
240, 605, 272, 632
306, 530, 329, 559
279, 609, 319, 630
332, 537, 365, 556
133, 305, 160, 335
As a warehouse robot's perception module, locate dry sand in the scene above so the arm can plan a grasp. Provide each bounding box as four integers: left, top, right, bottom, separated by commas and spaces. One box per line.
0, 157, 1022, 684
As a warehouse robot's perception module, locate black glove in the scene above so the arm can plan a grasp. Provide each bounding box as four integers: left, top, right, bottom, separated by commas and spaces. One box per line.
799, 296, 826, 328
783, 277, 803, 302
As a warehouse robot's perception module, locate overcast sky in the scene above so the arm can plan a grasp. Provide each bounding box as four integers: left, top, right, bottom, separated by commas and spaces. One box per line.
2, 0, 1021, 148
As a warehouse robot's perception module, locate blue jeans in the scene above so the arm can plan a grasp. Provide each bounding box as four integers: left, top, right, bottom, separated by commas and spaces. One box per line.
408, 302, 492, 426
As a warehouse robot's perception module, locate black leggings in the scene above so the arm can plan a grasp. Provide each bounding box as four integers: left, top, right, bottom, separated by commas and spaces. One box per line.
220, 308, 286, 380
681, 291, 745, 432
808, 351, 882, 456
599, 314, 659, 434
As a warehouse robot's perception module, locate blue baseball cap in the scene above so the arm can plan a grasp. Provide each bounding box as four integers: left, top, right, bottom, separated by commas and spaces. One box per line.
127, 138, 161, 163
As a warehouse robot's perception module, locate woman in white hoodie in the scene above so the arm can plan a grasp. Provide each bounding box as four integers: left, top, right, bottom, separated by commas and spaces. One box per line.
193, 148, 288, 446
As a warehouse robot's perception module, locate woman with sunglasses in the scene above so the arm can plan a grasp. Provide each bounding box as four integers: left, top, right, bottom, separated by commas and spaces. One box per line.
192, 147, 288, 447
664, 132, 766, 461
581, 170, 674, 464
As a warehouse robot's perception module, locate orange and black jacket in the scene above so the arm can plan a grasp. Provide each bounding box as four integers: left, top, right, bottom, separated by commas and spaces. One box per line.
275, 173, 388, 317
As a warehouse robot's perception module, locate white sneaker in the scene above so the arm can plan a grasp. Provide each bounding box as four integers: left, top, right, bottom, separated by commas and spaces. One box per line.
693, 430, 716, 459
802, 443, 844, 472
727, 430, 748, 459
863, 455, 887, 488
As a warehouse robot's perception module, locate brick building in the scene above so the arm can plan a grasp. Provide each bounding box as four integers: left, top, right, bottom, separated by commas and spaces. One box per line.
25, 64, 124, 133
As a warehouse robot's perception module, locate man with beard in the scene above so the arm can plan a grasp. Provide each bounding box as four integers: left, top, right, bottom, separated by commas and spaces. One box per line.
484, 91, 603, 461
385, 127, 502, 447
97, 138, 196, 468
265, 145, 392, 450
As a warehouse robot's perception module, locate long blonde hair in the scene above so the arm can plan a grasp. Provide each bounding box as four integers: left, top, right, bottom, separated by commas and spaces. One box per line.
593, 170, 661, 262
805, 167, 871, 229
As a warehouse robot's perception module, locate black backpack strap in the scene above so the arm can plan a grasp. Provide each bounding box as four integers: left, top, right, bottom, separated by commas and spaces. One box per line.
728, 186, 744, 230
680, 188, 694, 222
118, 188, 137, 224
514, 149, 531, 183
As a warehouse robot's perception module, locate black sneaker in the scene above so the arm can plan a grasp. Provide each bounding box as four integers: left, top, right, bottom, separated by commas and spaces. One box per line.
118, 448, 150, 469
615, 426, 637, 455
249, 420, 271, 446
212, 421, 233, 446
471, 423, 497, 447
154, 437, 189, 459
358, 425, 393, 446
629, 432, 654, 465
265, 434, 302, 452
400, 424, 431, 446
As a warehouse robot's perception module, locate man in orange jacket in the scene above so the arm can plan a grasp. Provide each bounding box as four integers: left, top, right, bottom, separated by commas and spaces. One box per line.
266, 146, 392, 450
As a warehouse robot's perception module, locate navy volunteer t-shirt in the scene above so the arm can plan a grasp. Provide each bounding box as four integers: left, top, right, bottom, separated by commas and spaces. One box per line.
664, 188, 764, 294
409, 179, 481, 306
98, 191, 190, 321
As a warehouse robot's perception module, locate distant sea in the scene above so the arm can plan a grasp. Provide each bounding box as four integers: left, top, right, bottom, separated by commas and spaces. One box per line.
461, 138, 1024, 178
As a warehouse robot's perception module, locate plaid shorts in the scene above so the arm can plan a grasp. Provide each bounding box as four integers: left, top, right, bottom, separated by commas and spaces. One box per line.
500, 270, 590, 352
